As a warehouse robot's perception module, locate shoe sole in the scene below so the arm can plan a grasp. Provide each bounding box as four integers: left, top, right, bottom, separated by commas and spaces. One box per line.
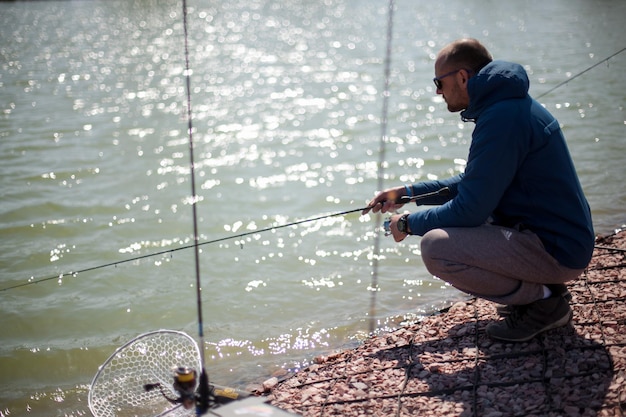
487, 310, 573, 343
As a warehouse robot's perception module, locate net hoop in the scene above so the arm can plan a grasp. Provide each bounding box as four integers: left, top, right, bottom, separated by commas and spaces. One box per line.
88, 329, 202, 417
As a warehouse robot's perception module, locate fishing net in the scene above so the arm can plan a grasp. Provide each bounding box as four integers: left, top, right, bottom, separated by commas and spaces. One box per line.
89, 330, 202, 417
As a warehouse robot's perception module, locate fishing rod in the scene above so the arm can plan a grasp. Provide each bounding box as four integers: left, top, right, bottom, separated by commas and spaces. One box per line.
368, 0, 395, 335
398, 186, 449, 204
0, 208, 362, 292
179, 0, 214, 411
1, 189, 446, 293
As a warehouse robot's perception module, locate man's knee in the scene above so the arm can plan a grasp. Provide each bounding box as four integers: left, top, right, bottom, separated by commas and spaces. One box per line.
420, 228, 448, 258
420, 228, 449, 273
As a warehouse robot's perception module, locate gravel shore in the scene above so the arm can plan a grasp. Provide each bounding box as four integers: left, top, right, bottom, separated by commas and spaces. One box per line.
268, 229, 626, 416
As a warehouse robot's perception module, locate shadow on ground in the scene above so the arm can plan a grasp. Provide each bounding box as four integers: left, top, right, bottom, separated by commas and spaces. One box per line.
270, 231, 626, 416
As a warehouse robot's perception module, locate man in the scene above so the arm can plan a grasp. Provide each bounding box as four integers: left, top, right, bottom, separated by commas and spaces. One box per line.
362, 38, 594, 342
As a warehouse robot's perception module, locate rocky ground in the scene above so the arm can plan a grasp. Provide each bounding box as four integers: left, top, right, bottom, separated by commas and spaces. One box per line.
267, 229, 626, 416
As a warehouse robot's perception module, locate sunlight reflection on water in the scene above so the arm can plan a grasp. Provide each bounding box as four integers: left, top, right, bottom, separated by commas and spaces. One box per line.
1, 0, 625, 415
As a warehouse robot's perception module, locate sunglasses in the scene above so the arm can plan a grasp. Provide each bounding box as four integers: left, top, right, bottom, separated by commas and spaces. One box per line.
433, 68, 473, 89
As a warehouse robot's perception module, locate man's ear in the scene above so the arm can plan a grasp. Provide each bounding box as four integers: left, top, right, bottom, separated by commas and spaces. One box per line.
460, 69, 471, 85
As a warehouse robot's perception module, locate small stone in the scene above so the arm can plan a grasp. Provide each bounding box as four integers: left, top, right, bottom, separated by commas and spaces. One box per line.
351, 381, 368, 391
262, 377, 278, 392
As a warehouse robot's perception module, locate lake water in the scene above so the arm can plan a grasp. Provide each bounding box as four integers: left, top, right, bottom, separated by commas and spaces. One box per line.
1, 0, 625, 415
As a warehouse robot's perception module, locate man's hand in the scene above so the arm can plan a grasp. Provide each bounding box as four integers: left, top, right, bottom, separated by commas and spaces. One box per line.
362, 186, 406, 215
389, 213, 409, 242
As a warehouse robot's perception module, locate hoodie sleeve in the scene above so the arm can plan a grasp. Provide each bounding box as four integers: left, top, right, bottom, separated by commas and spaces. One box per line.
407, 99, 530, 236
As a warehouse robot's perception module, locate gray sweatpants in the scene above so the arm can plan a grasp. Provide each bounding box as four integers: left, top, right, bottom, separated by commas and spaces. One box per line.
420, 225, 585, 306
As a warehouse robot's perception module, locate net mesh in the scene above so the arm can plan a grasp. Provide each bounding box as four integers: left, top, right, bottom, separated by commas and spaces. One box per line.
89, 330, 202, 417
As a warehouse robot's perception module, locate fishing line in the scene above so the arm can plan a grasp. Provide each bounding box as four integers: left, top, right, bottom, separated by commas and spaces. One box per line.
536, 47, 625, 99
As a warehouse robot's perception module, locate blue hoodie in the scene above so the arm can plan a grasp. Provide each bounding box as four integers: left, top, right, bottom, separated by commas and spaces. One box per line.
406, 60, 594, 269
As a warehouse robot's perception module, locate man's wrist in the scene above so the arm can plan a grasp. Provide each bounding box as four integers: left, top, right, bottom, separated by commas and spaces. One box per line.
397, 213, 411, 235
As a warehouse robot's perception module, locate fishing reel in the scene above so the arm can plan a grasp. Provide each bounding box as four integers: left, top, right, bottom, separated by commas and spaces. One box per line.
383, 218, 392, 236
144, 366, 248, 414
144, 367, 202, 411
382, 187, 451, 236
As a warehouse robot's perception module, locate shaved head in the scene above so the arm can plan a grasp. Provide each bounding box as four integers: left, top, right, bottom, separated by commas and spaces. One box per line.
436, 38, 493, 73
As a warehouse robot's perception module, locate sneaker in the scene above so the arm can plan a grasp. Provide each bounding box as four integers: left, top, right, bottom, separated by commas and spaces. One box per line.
496, 284, 572, 317
495, 303, 525, 318
486, 295, 573, 342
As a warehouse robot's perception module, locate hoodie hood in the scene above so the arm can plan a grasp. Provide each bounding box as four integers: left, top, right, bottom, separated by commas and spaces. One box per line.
461, 60, 530, 121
